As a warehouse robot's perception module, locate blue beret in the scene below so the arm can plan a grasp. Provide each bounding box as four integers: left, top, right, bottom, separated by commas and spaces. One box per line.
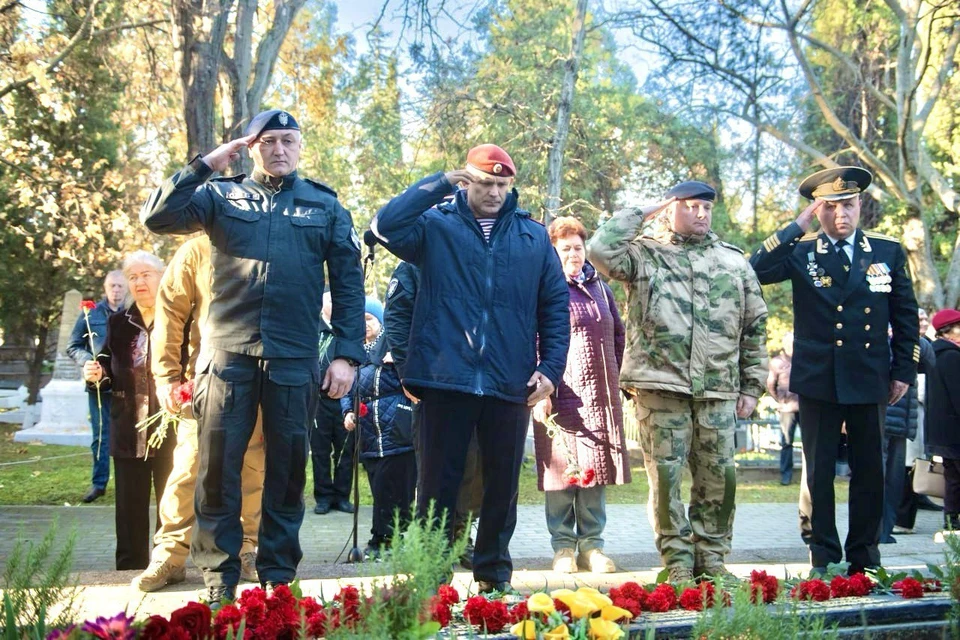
665, 180, 716, 202
245, 109, 300, 139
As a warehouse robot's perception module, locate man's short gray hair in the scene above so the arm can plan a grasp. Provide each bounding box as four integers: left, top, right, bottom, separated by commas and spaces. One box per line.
122, 251, 164, 276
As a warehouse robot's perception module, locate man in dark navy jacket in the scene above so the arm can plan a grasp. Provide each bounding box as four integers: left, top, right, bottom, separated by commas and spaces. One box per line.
750, 166, 919, 574
372, 144, 570, 592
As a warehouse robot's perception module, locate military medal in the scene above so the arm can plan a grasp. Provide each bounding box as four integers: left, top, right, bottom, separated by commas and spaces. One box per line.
807, 252, 831, 288
867, 262, 892, 292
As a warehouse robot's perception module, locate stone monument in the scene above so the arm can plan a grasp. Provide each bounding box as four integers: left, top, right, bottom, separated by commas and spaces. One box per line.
14, 290, 92, 446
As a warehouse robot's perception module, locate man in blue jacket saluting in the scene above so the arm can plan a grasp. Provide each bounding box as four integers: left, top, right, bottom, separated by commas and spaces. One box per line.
372, 144, 570, 592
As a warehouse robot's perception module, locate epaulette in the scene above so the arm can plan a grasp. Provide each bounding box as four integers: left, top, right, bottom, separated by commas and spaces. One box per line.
717, 240, 744, 254
211, 174, 246, 183
516, 209, 537, 222
436, 201, 457, 214
304, 178, 338, 198
864, 231, 900, 243
799, 232, 819, 242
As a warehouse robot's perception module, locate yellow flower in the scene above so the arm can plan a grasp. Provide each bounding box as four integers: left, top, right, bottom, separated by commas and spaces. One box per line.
576, 587, 613, 609
543, 623, 571, 639
600, 605, 634, 622
588, 617, 625, 640
527, 592, 556, 614
556, 592, 600, 619
550, 588, 576, 598
510, 620, 537, 639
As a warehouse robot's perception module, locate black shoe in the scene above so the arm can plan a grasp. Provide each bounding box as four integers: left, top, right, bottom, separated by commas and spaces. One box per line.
917, 496, 944, 512
314, 500, 331, 515
459, 539, 475, 570
261, 581, 288, 597
780, 475, 792, 486
82, 487, 105, 503
477, 580, 511, 594
204, 585, 236, 611
332, 499, 355, 514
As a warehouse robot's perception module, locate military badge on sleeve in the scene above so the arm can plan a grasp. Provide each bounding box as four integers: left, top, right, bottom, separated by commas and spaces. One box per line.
387, 277, 399, 299
350, 227, 362, 252
867, 263, 892, 293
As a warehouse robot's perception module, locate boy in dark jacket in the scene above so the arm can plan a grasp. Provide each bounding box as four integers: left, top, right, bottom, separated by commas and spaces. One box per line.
342, 298, 416, 557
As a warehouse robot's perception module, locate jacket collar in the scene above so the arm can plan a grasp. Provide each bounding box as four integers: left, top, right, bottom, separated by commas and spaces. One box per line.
124, 304, 150, 333
644, 220, 718, 247
252, 169, 298, 191
567, 261, 599, 285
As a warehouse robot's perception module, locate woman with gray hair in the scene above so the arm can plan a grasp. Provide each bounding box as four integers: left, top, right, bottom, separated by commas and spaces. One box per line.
83, 250, 176, 569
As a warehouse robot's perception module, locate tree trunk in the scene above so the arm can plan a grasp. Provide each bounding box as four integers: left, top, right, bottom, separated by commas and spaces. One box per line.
544, 0, 588, 225
901, 215, 944, 311
26, 322, 49, 405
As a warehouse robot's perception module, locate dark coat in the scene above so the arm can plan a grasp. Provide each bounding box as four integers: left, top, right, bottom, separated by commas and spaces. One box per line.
751, 223, 919, 404
141, 160, 365, 364
885, 337, 934, 440
383, 261, 420, 380
372, 172, 570, 403
925, 338, 960, 459
101, 305, 174, 460
533, 263, 631, 491
341, 335, 414, 460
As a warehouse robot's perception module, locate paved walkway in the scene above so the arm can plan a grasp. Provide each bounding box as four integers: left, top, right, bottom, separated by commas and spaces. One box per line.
2, 502, 949, 620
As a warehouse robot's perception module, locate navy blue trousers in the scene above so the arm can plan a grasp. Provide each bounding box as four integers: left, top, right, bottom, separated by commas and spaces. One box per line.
191, 350, 318, 587
416, 389, 530, 584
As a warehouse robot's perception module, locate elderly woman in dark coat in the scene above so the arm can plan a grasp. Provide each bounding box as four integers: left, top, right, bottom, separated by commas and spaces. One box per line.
83, 251, 175, 570
926, 309, 960, 541
533, 216, 630, 574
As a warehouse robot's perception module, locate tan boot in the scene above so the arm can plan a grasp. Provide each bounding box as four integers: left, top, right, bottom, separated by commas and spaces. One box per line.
240, 551, 259, 582
552, 548, 578, 573
667, 565, 695, 584
132, 560, 186, 592
578, 548, 616, 573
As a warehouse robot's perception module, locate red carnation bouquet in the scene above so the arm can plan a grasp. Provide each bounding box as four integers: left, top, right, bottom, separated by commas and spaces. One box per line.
136, 379, 195, 457
542, 413, 597, 488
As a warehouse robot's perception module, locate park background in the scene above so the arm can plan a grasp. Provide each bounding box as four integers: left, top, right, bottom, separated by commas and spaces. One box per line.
0, 0, 956, 423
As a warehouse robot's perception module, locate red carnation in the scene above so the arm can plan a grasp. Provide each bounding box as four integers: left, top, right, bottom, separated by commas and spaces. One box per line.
566, 474, 579, 486
847, 573, 873, 597
463, 596, 508, 633
611, 595, 641, 618
748, 570, 780, 604
174, 380, 195, 406
508, 601, 529, 623
358, 402, 369, 418
893, 577, 924, 599
679, 582, 715, 611
791, 579, 831, 602
437, 584, 460, 607
212, 605, 242, 640
645, 584, 678, 612
299, 596, 322, 619
427, 596, 452, 628
830, 575, 852, 598
307, 610, 329, 637
169, 601, 212, 639
554, 597, 571, 617
580, 468, 596, 486
80, 300, 97, 312
610, 581, 646, 604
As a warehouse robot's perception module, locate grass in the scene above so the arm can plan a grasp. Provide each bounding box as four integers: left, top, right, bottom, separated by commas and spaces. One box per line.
0, 422, 849, 506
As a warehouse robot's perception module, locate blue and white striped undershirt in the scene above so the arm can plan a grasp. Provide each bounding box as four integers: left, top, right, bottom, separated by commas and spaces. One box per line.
476, 218, 496, 240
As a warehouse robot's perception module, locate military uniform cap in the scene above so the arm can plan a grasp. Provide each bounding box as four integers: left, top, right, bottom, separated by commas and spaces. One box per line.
664, 181, 716, 202
932, 309, 960, 332
799, 166, 872, 201
245, 109, 300, 139
466, 144, 516, 179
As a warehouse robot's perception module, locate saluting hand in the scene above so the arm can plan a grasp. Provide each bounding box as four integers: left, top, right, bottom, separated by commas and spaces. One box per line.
888, 380, 909, 405
444, 169, 476, 187
201, 135, 256, 173
639, 196, 677, 218
323, 358, 356, 400
796, 199, 823, 232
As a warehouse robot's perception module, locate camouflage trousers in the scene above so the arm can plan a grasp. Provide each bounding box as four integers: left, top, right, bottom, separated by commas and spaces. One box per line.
634, 390, 737, 570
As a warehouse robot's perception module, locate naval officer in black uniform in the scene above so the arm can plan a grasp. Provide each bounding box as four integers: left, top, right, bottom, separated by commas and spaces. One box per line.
750, 166, 919, 574
141, 110, 365, 603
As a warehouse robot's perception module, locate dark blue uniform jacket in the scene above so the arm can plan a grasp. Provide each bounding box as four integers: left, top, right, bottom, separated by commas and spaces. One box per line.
750, 222, 919, 404
140, 159, 365, 366
372, 172, 570, 404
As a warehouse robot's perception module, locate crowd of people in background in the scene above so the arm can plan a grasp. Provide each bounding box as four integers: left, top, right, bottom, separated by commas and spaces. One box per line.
64, 108, 957, 604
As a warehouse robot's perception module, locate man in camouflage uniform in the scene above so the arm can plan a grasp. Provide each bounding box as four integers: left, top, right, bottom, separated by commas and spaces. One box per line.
588, 181, 768, 582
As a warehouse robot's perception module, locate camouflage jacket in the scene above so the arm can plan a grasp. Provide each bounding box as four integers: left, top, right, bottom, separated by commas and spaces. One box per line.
587, 208, 768, 400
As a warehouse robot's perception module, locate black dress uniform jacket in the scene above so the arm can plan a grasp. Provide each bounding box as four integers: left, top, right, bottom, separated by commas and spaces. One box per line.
140, 158, 365, 364
750, 222, 919, 404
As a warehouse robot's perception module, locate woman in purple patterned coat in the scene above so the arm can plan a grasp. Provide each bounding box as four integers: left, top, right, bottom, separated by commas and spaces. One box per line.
533, 216, 631, 574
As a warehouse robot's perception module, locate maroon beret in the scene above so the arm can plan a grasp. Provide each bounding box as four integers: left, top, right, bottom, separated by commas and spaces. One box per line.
466, 144, 516, 179
932, 309, 960, 332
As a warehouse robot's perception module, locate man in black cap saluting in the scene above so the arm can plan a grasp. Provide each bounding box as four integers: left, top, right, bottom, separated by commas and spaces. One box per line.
750, 166, 919, 575
141, 110, 365, 603
588, 181, 768, 583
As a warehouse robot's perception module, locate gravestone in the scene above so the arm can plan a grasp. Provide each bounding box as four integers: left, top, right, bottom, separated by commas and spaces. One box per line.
14, 290, 93, 446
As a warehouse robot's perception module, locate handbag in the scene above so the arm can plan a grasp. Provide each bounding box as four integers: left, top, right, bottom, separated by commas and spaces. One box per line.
912, 456, 945, 499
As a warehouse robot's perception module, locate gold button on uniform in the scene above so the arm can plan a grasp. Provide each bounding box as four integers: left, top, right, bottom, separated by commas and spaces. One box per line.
836, 340, 843, 346
836, 323, 843, 329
